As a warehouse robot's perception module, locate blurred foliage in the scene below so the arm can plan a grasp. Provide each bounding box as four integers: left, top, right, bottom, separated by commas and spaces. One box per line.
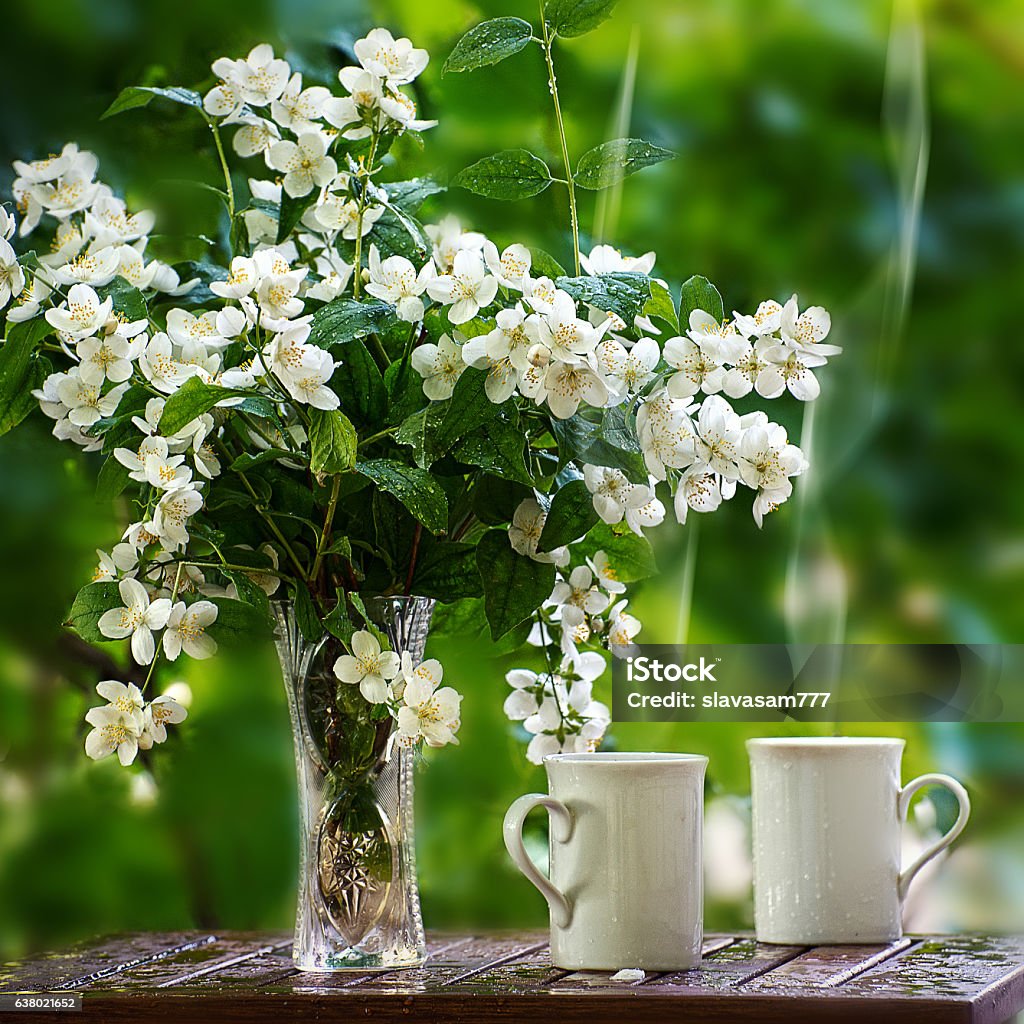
2, 0, 1024, 958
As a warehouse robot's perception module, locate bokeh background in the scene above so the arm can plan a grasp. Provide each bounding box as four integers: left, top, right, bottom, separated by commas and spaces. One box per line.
2, 0, 1023, 958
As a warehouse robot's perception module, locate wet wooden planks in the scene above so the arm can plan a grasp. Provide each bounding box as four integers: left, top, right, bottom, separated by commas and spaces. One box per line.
1, 930, 1022, 1023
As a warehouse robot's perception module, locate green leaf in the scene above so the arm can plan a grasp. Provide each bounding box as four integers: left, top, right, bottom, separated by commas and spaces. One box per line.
367, 207, 430, 261
545, 0, 620, 37
412, 542, 484, 600
574, 138, 674, 190
357, 459, 449, 535
96, 278, 148, 322
101, 85, 203, 120
383, 177, 446, 213
444, 17, 534, 74
679, 274, 725, 326
229, 448, 296, 472
65, 582, 122, 643
453, 149, 553, 201
223, 570, 271, 617
309, 298, 395, 349
0, 319, 53, 436
277, 190, 317, 244
330, 340, 387, 427
384, 358, 428, 426
432, 368, 502, 457
453, 418, 533, 486
528, 248, 567, 280
289, 582, 323, 642
476, 530, 556, 640
556, 272, 652, 325
323, 593, 356, 645
645, 280, 679, 331
208, 596, 275, 646
549, 409, 647, 483
307, 408, 358, 476
157, 377, 246, 435
95, 455, 131, 502
348, 592, 389, 648
538, 479, 599, 552
577, 522, 658, 581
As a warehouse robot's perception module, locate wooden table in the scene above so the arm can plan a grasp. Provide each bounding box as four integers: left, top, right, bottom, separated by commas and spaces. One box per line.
2, 930, 1023, 1023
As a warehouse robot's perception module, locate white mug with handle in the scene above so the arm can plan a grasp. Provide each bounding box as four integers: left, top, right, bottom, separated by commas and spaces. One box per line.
503, 752, 707, 971
748, 737, 971, 944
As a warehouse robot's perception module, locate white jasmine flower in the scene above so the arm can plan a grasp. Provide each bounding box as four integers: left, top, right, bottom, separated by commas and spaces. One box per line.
305, 250, 354, 303
426, 249, 497, 325
673, 463, 724, 524
98, 577, 173, 665
0, 238, 25, 311
586, 550, 627, 594
83, 195, 155, 247
55, 370, 127, 428
230, 114, 281, 159
0, 206, 16, 239
504, 669, 547, 721
543, 359, 608, 419
580, 244, 656, 276
508, 498, 570, 567
151, 485, 204, 550
163, 600, 219, 660
732, 298, 784, 338
528, 290, 601, 363
44, 283, 112, 340
77, 332, 143, 386
84, 703, 142, 766
779, 296, 841, 357
694, 395, 742, 479
334, 629, 400, 704
210, 256, 258, 299
139, 694, 188, 748
7, 273, 51, 322
483, 241, 531, 291
271, 72, 331, 132
396, 665, 462, 749
411, 333, 466, 400
365, 245, 431, 321
737, 419, 807, 494
354, 28, 429, 85
144, 449, 193, 492
425, 215, 486, 274
755, 344, 827, 401
91, 544, 139, 582
663, 335, 725, 399
607, 599, 642, 648
721, 337, 774, 399
322, 69, 383, 138
596, 336, 660, 400
234, 44, 291, 107
280, 346, 339, 409
379, 91, 437, 134
686, 309, 746, 364
166, 308, 228, 351
267, 132, 338, 198
460, 332, 518, 404
624, 484, 666, 536
549, 566, 610, 619
582, 464, 648, 525
311, 196, 384, 239
52, 245, 120, 287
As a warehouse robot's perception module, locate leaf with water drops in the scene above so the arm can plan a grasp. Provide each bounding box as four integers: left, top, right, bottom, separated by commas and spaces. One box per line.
476, 530, 557, 640
452, 149, 553, 201
101, 85, 203, 120
357, 458, 449, 535
444, 18, 535, 75
545, 0, 620, 38
574, 138, 674, 190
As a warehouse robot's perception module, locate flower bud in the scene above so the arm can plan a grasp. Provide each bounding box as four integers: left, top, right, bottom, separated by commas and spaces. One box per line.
527, 343, 551, 368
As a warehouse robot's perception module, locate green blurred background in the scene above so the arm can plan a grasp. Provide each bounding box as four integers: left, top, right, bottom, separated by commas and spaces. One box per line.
2, 0, 1023, 958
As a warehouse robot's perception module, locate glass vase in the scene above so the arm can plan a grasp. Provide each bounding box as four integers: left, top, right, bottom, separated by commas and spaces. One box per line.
273, 595, 434, 971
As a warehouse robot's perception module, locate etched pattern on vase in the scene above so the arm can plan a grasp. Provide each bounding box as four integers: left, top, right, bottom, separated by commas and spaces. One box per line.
274, 596, 432, 970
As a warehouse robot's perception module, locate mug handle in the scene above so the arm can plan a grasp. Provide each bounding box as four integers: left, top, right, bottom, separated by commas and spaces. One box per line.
897, 773, 971, 902
503, 794, 574, 928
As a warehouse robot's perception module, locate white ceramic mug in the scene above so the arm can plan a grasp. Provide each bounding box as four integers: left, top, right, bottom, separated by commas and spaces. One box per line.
503, 752, 707, 971
747, 737, 970, 944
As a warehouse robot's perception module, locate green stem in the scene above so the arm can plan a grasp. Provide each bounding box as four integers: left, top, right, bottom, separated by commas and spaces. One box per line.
310, 475, 342, 582
540, 8, 581, 275
358, 426, 397, 448
208, 120, 235, 218
352, 132, 380, 299
235, 468, 309, 582
141, 562, 183, 694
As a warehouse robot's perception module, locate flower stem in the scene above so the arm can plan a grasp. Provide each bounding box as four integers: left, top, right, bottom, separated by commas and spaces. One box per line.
352, 132, 380, 300
310, 474, 342, 583
540, 8, 581, 275
358, 425, 397, 448
235, 468, 309, 582
208, 120, 235, 218
142, 562, 183, 694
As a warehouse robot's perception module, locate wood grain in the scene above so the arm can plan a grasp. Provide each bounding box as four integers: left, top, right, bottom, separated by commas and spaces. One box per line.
2, 930, 1022, 1024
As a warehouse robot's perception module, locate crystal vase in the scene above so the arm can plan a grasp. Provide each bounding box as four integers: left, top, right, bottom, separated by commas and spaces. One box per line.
273, 596, 433, 971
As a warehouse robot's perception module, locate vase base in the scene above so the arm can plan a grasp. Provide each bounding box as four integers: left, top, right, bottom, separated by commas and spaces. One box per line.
293, 947, 427, 972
